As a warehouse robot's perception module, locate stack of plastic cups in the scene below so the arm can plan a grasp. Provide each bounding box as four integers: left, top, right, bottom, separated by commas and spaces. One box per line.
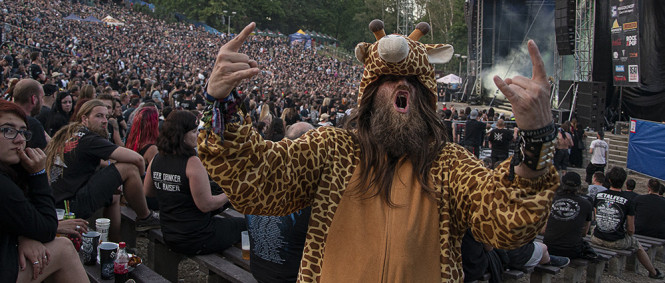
96, 218, 111, 243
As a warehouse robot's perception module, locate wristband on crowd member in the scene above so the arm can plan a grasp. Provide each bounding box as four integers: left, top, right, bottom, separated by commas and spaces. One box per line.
30, 169, 46, 176
508, 122, 556, 180
203, 80, 236, 104
201, 88, 245, 140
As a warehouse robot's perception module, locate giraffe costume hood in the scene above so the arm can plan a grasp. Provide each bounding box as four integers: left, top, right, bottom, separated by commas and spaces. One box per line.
355, 19, 454, 107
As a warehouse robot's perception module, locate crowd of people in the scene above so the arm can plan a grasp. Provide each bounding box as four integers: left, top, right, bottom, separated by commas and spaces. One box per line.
2, 1, 664, 283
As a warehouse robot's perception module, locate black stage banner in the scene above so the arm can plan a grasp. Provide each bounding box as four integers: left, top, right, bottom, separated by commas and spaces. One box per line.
610, 0, 640, 86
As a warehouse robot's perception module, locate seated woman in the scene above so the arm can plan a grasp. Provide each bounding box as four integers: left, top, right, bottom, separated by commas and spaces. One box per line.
143, 110, 246, 254
44, 91, 73, 136
126, 106, 160, 210
0, 100, 86, 282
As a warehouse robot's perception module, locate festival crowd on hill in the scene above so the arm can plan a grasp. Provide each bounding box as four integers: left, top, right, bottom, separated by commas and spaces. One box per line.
2, 1, 665, 283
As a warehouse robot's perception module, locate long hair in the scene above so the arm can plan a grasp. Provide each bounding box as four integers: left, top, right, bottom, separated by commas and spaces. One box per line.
46, 100, 107, 180
125, 107, 159, 152
79, 84, 96, 100
53, 91, 73, 117
70, 98, 91, 122
0, 100, 29, 190
344, 76, 448, 206
156, 110, 197, 157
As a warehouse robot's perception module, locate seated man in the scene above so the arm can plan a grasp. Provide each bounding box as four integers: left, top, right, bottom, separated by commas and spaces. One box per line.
633, 179, 665, 239
46, 99, 159, 242
543, 172, 596, 259
587, 171, 607, 202
591, 167, 664, 279
504, 240, 569, 270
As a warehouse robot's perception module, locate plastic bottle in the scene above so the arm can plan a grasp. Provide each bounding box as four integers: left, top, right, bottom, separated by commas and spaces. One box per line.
114, 242, 129, 283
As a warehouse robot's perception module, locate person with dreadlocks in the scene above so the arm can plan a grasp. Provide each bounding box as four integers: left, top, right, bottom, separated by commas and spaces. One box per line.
198, 21, 559, 282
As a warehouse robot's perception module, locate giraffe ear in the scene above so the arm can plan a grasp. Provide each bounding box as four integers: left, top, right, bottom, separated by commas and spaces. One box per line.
426, 44, 454, 64
355, 42, 371, 63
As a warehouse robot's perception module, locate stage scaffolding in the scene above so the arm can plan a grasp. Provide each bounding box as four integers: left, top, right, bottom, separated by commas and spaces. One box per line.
396, 0, 415, 36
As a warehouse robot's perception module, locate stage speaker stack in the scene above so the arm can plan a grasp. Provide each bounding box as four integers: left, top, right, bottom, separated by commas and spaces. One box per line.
575, 82, 607, 131
555, 0, 576, 55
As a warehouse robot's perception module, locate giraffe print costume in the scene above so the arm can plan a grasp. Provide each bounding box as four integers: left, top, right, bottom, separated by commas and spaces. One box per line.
198, 20, 559, 282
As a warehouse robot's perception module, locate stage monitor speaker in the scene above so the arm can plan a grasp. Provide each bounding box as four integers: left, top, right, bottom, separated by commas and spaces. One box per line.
575, 81, 607, 131
552, 109, 571, 124
557, 80, 576, 109
555, 0, 576, 55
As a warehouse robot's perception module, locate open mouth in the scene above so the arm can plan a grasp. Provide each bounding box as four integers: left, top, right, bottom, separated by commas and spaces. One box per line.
394, 91, 409, 113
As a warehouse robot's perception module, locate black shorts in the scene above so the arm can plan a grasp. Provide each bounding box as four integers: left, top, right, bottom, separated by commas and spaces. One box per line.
167, 216, 246, 255
70, 164, 122, 219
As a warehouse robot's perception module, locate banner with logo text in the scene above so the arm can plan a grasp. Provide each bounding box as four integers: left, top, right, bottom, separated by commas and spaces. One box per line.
610, 0, 640, 86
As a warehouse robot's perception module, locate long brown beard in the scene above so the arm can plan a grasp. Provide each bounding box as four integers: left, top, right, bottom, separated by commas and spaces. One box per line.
369, 96, 429, 158
89, 125, 109, 139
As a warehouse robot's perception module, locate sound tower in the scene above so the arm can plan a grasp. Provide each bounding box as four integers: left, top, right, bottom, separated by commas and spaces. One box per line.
575, 82, 607, 131
555, 0, 576, 55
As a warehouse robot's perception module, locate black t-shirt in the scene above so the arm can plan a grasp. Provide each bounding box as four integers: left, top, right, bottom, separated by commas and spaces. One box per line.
623, 191, 639, 202
28, 63, 43, 80
51, 128, 118, 203
443, 120, 453, 142
26, 116, 47, 150
543, 193, 592, 257
633, 194, 665, 238
488, 128, 513, 157
179, 98, 196, 110
246, 207, 311, 283
150, 154, 214, 250
593, 190, 634, 241
462, 119, 485, 147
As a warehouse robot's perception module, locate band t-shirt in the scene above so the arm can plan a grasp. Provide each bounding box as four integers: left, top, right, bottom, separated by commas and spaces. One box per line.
51, 128, 118, 203
590, 139, 608, 165
633, 194, 665, 239
544, 194, 592, 257
593, 190, 634, 241
488, 128, 513, 157
246, 207, 311, 283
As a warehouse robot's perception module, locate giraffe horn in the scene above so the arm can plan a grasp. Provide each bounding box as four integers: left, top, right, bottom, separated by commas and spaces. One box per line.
408, 22, 431, 41
369, 19, 386, 41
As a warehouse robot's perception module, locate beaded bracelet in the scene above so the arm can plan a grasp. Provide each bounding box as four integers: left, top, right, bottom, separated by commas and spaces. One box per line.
30, 169, 46, 176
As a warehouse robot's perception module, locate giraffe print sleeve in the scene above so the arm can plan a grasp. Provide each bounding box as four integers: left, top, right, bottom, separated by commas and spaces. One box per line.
444, 143, 559, 249
198, 117, 332, 216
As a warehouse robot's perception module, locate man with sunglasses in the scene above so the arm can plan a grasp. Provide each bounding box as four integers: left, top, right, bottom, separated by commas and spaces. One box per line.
12, 79, 48, 149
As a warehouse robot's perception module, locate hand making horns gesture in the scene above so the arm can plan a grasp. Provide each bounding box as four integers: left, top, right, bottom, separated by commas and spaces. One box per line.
207, 22, 260, 100
493, 40, 553, 130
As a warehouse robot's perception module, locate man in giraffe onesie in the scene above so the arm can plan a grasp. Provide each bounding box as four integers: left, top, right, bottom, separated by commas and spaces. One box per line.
198, 20, 559, 282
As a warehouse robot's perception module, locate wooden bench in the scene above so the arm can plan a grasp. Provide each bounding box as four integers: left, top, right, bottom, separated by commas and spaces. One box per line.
84, 260, 169, 283
501, 269, 526, 283
634, 234, 665, 263
534, 235, 612, 283
147, 227, 256, 283
120, 205, 140, 248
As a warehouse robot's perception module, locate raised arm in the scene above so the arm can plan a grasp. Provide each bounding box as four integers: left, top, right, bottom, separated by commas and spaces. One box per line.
493, 40, 554, 179
206, 22, 260, 100
456, 40, 558, 249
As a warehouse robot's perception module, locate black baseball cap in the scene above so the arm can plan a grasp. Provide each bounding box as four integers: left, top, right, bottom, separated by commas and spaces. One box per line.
562, 172, 581, 187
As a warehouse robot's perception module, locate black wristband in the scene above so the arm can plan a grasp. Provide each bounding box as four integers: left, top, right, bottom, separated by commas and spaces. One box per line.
519, 122, 557, 139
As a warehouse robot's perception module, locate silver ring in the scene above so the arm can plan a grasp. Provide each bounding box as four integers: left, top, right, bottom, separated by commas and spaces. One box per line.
76, 225, 81, 230
33, 261, 39, 265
